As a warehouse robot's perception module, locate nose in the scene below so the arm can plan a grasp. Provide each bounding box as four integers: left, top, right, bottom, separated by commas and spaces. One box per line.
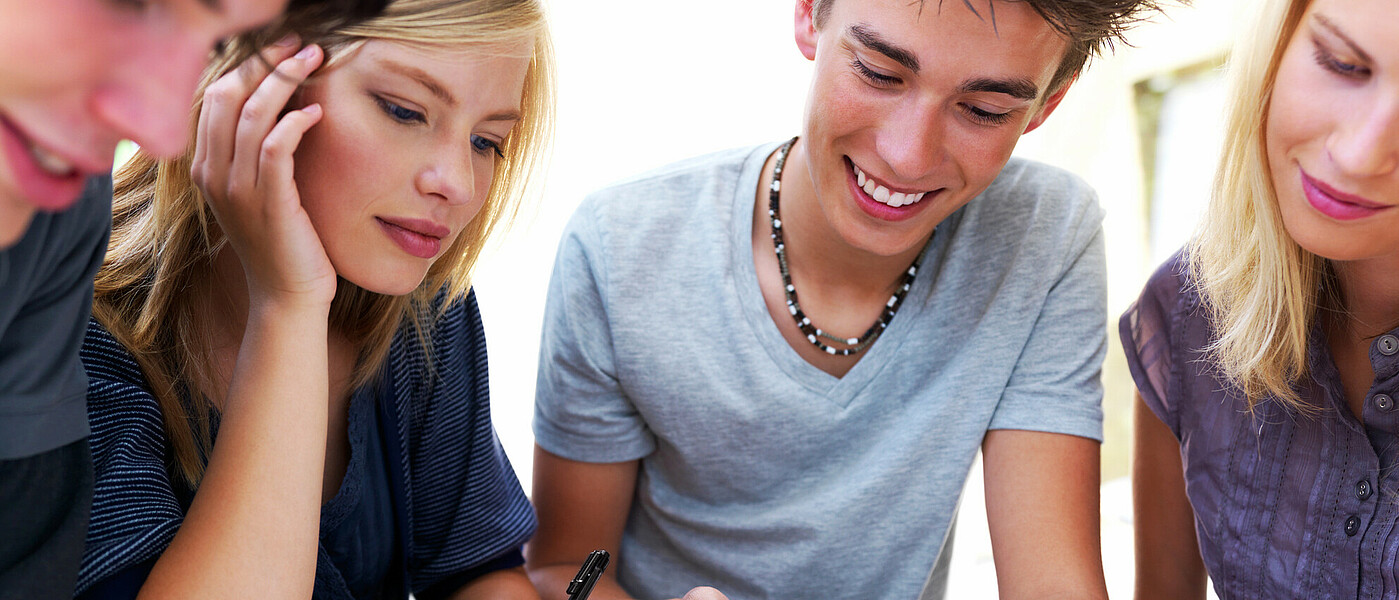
876, 99, 947, 182
415, 146, 476, 206
1327, 98, 1399, 178
90, 32, 211, 158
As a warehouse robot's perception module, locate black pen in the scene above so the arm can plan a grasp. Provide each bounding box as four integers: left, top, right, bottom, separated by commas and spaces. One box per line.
566, 549, 610, 600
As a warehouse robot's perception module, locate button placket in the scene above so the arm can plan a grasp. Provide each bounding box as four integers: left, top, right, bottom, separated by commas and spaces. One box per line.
1357, 479, 1373, 500
1346, 515, 1362, 536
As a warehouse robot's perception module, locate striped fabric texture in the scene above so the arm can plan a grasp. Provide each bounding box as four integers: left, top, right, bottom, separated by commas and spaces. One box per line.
76, 291, 536, 598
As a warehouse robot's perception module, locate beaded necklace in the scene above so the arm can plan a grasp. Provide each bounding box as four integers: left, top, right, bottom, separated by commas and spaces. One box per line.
767, 137, 928, 357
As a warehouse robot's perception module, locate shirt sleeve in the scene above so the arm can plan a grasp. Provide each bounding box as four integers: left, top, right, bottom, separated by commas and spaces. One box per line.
1118, 251, 1188, 438
532, 199, 656, 463
75, 321, 184, 597
0, 176, 111, 459
404, 291, 535, 596
987, 205, 1108, 442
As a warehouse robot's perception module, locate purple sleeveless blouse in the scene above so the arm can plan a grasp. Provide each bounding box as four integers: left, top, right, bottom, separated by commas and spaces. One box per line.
1121, 252, 1399, 599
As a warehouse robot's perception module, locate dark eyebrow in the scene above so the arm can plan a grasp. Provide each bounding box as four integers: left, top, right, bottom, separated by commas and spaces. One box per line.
849, 24, 919, 72
1312, 14, 1372, 64
957, 77, 1039, 101
380, 60, 457, 107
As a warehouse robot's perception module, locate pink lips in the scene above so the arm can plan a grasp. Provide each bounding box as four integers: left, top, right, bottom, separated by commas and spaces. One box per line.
376, 217, 449, 259
1300, 169, 1392, 221
845, 157, 936, 222
0, 115, 89, 212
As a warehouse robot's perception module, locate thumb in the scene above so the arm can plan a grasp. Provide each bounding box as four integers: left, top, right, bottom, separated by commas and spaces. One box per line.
678, 587, 728, 600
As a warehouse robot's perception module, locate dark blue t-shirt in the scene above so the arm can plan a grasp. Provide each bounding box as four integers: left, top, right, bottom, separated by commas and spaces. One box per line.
321, 383, 398, 600
0, 176, 110, 459
76, 291, 535, 599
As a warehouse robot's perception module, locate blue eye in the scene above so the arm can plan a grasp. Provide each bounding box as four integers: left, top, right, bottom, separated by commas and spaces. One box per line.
375, 96, 425, 123
1313, 46, 1369, 79
471, 135, 504, 159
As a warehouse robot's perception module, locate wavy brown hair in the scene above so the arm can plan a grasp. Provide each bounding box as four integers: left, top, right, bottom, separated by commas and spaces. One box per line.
94, 0, 554, 488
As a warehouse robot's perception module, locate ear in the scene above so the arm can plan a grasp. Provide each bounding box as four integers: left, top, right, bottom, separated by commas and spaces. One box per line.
795, 0, 818, 61
1023, 74, 1075, 134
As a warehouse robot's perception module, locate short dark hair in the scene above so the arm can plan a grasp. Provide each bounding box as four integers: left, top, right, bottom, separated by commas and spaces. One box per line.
232, 0, 390, 58
810, 0, 1168, 94
287, 0, 391, 24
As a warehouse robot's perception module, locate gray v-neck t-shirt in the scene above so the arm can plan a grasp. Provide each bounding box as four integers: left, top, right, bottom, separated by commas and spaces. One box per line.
534, 142, 1106, 600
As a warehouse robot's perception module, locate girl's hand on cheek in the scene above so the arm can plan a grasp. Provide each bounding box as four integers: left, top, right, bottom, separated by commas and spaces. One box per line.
192, 37, 337, 314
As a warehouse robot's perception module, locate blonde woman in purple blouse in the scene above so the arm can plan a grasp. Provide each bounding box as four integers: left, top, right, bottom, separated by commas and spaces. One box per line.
1122, 0, 1399, 597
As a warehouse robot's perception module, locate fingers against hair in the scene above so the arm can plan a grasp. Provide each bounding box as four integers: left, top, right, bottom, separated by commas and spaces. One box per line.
231, 45, 324, 198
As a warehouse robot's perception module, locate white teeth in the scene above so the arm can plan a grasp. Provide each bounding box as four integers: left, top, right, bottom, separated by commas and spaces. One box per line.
27, 141, 75, 176
852, 162, 929, 208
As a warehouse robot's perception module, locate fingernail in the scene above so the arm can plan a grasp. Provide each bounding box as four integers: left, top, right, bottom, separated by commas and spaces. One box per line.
295, 45, 317, 60
302, 103, 321, 116
275, 34, 299, 48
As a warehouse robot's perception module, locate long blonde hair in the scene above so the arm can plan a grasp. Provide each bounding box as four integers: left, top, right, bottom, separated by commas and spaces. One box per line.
94, 0, 555, 487
1187, 0, 1318, 412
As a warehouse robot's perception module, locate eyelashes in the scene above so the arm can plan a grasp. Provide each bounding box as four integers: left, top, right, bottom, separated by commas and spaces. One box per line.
962, 105, 1013, 126
375, 96, 426, 124
471, 135, 505, 159
1312, 44, 1370, 79
851, 57, 900, 86
849, 57, 1013, 126
374, 94, 504, 158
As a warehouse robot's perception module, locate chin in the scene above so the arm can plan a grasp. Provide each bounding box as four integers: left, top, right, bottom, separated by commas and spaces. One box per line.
1283, 216, 1385, 264
339, 267, 429, 298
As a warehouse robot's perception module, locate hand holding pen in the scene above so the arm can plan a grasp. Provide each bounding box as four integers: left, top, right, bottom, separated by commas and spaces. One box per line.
567, 550, 609, 600
565, 550, 727, 600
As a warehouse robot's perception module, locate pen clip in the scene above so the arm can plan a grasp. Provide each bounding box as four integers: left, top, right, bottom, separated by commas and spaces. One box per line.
566, 549, 610, 600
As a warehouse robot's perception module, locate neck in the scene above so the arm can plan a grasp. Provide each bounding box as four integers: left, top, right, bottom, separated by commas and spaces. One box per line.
775, 139, 930, 296
1332, 255, 1399, 337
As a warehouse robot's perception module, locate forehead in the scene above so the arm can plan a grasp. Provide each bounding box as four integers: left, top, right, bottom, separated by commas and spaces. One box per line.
338, 39, 533, 107
1302, 0, 1399, 60
823, 0, 1068, 90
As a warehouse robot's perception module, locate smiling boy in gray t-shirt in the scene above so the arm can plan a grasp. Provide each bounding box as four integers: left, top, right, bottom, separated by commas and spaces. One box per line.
524, 0, 1161, 598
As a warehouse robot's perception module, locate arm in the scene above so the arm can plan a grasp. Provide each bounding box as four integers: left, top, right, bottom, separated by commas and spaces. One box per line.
1131, 394, 1206, 600
982, 429, 1106, 600
526, 446, 639, 600
137, 39, 339, 599
451, 567, 540, 600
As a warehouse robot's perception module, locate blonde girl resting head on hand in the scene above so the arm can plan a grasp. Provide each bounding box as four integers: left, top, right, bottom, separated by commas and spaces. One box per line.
75, 1, 553, 598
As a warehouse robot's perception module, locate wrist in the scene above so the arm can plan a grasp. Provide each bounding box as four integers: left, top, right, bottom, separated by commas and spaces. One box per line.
247, 293, 333, 326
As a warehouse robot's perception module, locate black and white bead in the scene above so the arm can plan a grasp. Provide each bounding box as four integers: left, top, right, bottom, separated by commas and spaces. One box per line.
767, 137, 929, 358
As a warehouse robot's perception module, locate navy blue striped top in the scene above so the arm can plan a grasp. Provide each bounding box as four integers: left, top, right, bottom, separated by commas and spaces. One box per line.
76, 290, 536, 599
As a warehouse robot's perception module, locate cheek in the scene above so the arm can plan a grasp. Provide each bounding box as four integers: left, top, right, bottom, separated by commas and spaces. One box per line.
952, 123, 1018, 170
474, 164, 496, 213
806, 64, 874, 140
293, 114, 381, 237
1266, 49, 1336, 161
0, 6, 120, 96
